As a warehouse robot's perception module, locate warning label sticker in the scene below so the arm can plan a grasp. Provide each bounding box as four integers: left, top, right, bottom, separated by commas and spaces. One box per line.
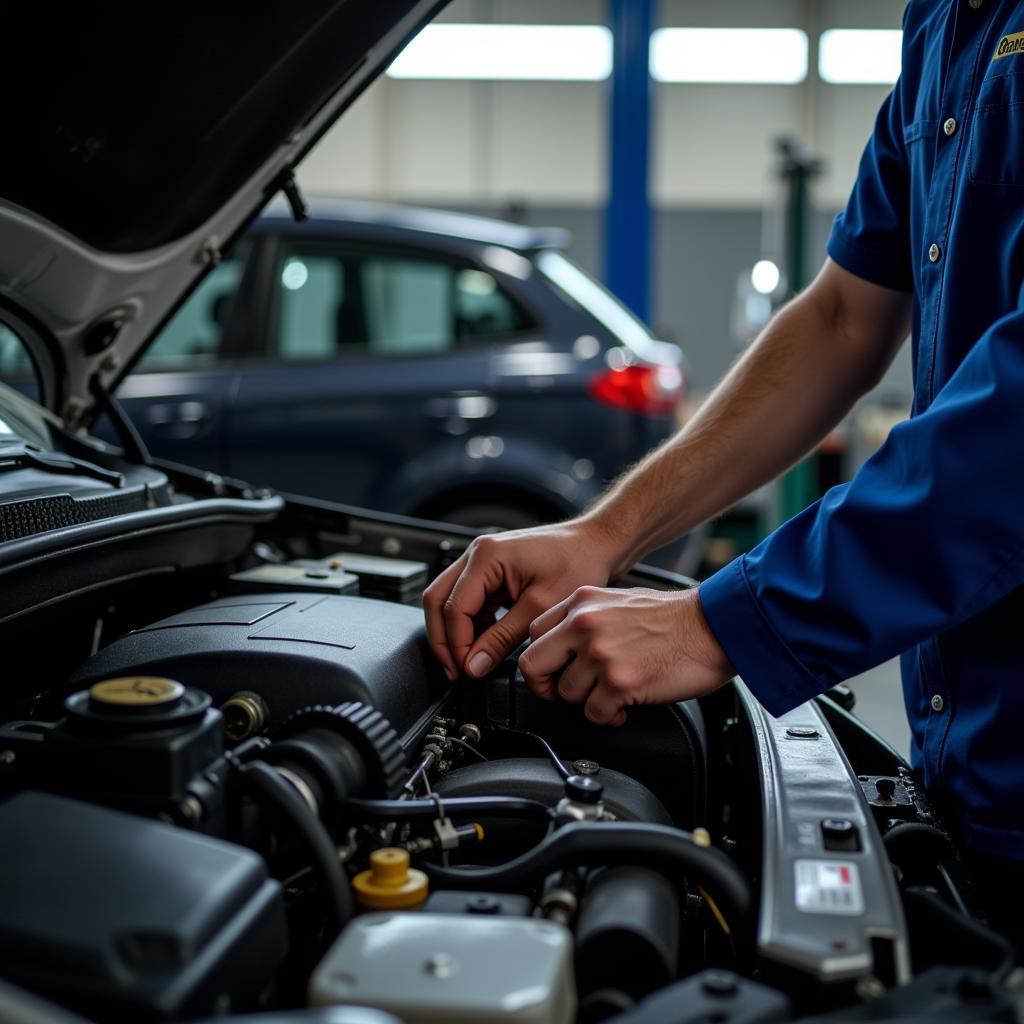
794, 860, 864, 916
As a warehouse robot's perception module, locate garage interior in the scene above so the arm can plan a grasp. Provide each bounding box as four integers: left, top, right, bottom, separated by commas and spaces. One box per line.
299, 0, 911, 755
7, 1, 1016, 1022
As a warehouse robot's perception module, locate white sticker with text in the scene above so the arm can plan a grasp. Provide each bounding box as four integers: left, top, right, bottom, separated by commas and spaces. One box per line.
794, 860, 864, 915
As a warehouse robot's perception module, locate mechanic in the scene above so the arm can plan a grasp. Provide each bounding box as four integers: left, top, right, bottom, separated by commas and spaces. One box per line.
425, 0, 1024, 946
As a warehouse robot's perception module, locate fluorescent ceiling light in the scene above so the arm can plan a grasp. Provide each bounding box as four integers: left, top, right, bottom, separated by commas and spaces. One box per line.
651, 28, 808, 84
387, 24, 613, 81
819, 29, 902, 84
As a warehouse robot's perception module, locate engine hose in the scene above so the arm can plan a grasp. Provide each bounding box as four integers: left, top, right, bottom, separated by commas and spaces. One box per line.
904, 886, 1016, 981
240, 761, 353, 933
422, 821, 751, 929
341, 795, 555, 825
883, 821, 958, 860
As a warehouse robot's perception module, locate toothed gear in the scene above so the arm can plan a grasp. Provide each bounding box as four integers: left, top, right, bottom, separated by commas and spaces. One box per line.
277, 701, 406, 798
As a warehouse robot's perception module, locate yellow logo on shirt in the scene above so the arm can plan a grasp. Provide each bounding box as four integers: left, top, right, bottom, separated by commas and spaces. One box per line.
993, 31, 1024, 60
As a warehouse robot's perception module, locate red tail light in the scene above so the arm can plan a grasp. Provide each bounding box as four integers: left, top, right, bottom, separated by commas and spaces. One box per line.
586, 363, 684, 417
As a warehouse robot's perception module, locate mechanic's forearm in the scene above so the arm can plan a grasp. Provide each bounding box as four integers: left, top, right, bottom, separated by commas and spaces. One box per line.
583, 264, 909, 576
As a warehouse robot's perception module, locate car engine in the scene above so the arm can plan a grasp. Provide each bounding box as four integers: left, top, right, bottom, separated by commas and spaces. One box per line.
0, 500, 1019, 1024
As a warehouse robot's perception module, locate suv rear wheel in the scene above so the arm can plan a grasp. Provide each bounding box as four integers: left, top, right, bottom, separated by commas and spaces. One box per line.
439, 502, 544, 532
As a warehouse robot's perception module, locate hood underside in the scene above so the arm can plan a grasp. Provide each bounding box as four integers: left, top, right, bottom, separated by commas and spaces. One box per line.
0, 2, 447, 427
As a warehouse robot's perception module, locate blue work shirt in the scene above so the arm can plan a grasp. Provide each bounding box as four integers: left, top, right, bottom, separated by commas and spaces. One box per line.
700, 0, 1024, 858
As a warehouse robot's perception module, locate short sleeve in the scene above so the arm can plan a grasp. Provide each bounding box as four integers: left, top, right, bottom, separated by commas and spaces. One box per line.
827, 82, 913, 293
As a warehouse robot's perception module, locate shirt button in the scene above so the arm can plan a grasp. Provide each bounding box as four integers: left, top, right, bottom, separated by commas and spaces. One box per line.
931, 694, 945, 712
928, 243, 942, 263
943, 117, 957, 137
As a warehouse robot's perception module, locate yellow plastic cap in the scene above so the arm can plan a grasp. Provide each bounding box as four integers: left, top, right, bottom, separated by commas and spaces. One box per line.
89, 677, 185, 708
352, 848, 429, 911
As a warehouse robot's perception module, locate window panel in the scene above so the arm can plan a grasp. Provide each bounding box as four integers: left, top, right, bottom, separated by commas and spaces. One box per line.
140, 248, 248, 370
273, 243, 532, 361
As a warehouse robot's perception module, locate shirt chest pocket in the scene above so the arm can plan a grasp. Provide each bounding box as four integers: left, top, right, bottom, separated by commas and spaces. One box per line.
971, 69, 1024, 187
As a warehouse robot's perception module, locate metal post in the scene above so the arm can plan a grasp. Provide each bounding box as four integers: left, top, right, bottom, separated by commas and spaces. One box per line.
605, 0, 654, 323
773, 137, 824, 529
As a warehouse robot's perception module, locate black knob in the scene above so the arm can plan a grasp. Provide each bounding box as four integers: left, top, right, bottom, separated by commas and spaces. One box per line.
821, 818, 855, 838
875, 777, 897, 801
565, 774, 604, 805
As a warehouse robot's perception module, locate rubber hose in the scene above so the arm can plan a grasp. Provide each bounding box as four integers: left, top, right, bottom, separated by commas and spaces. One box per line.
241, 760, 353, 932
904, 886, 1016, 980
883, 821, 958, 859
342, 795, 554, 824
423, 821, 750, 927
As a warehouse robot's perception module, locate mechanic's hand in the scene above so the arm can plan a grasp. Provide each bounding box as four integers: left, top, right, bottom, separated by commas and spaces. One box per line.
423, 520, 622, 682
520, 586, 734, 726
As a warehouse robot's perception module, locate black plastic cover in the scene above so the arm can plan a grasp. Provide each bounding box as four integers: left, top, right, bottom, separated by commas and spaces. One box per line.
1, 4, 442, 252
70, 593, 450, 742
0, 436, 172, 543
0, 791, 287, 1021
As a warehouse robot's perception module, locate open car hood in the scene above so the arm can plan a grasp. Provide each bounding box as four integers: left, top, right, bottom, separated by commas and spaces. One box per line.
0, 3, 447, 429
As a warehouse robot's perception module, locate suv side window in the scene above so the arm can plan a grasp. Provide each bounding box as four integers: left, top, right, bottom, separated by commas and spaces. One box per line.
137, 246, 249, 371
272, 242, 532, 360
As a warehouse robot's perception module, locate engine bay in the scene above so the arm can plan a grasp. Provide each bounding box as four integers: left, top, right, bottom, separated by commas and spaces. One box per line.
0, 494, 1020, 1024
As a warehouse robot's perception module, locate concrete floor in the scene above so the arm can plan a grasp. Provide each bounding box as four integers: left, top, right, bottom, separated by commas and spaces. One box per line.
845, 658, 912, 760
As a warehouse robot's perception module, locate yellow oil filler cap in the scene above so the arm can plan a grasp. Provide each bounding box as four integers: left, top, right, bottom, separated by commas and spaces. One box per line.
89, 677, 185, 710
353, 848, 428, 911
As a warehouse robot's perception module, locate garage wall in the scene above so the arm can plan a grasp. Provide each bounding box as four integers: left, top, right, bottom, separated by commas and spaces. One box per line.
296, 0, 911, 397
299, 0, 901, 209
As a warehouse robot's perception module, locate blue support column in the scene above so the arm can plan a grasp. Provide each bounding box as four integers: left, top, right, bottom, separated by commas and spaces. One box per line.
605, 0, 654, 323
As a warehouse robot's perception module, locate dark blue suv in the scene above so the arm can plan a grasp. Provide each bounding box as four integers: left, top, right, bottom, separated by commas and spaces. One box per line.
117, 200, 697, 568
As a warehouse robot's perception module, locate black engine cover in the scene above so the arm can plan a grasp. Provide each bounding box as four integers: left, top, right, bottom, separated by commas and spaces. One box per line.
69, 592, 450, 742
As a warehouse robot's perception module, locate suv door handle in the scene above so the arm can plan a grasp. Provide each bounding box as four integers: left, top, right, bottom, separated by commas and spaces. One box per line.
424, 394, 497, 420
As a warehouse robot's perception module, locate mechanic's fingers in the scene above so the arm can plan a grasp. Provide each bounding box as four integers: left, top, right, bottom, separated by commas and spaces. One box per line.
463, 600, 537, 678
519, 623, 576, 684
423, 553, 470, 681
442, 549, 511, 673
522, 653, 564, 702
554, 658, 597, 704
584, 685, 628, 728
528, 592, 575, 641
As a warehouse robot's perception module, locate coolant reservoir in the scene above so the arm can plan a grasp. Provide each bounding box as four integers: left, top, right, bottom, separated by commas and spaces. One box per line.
309, 913, 575, 1023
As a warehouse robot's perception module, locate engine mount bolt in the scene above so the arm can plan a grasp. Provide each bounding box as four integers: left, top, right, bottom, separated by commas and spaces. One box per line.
179, 796, 203, 823
0, 750, 14, 768
572, 758, 600, 776
458, 723, 483, 746
786, 726, 819, 739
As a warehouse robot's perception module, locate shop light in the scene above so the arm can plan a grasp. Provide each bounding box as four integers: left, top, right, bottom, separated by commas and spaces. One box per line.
819, 29, 902, 84
387, 24, 613, 81
751, 260, 781, 295
651, 28, 808, 84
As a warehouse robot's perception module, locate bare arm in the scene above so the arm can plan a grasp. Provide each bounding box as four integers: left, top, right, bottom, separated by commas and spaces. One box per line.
584, 258, 913, 575
424, 259, 912, 679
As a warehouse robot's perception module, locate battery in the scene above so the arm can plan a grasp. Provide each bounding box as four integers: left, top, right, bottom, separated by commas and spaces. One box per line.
229, 560, 360, 596
325, 551, 428, 604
